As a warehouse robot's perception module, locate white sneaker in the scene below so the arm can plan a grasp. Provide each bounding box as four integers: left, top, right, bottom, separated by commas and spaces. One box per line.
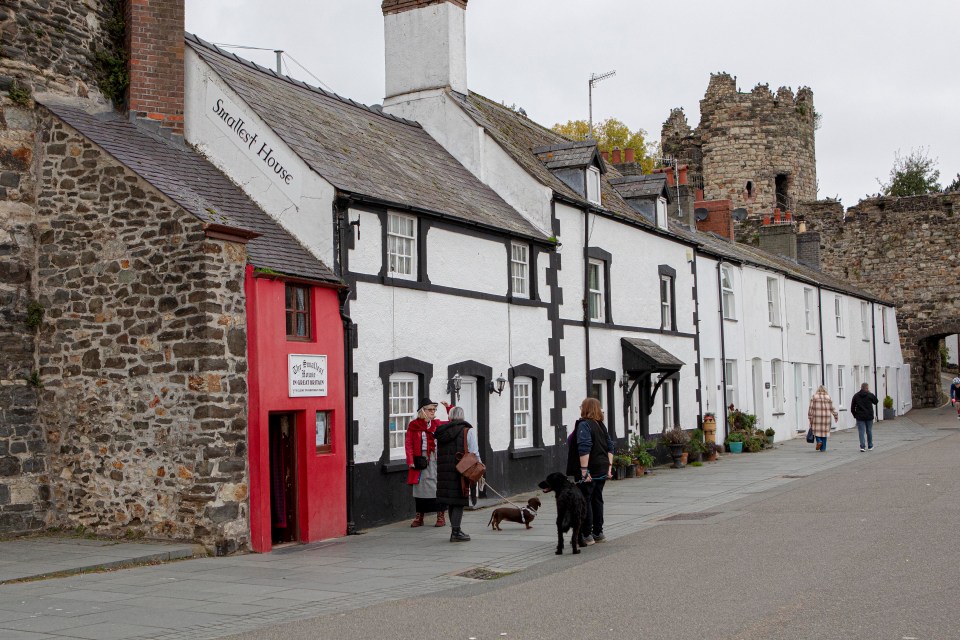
859, 447, 866, 452
868, 445, 874, 451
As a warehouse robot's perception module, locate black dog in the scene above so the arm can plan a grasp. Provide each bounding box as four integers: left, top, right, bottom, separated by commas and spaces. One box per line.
538, 472, 586, 555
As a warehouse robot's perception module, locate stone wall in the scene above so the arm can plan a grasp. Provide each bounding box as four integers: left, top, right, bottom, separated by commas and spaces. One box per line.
801, 193, 960, 407
0, 0, 113, 99
663, 73, 817, 220
22, 111, 251, 550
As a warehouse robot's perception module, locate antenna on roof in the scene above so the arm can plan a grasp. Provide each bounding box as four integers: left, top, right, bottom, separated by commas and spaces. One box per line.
588, 70, 616, 139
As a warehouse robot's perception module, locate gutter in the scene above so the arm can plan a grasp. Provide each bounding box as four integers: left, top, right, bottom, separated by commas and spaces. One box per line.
717, 260, 729, 440
817, 287, 826, 385
871, 302, 879, 419
333, 198, 357, 535
583, 208, 592, 393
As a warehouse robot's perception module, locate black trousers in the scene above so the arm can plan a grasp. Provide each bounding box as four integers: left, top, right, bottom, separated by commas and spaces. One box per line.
578, 479, 606, 537
448, 504, 464, 529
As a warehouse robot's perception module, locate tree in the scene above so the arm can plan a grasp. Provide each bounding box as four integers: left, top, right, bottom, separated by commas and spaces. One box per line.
946, 173, 960, 193
551, 118, 656, 174
879, 148, 941, 197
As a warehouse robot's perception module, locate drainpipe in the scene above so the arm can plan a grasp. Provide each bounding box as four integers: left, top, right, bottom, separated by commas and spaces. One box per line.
717, 261, 729, 440
692, 250, 703, 429
871, 302, 879, 421
817, 286, 825, 385
333, 198, 357, 535
583, 208, 592, 393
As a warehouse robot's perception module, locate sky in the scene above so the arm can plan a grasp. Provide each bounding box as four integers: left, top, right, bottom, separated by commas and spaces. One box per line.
185, 0, 960, 209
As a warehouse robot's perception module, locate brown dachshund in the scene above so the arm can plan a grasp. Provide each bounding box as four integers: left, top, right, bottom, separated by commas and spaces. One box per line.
487, 497, 541, 531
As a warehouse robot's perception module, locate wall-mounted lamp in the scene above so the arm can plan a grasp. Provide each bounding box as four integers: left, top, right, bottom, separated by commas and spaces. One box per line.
488, 373, 507, 396
447, 371, 462, 404
618, 371, 631, 390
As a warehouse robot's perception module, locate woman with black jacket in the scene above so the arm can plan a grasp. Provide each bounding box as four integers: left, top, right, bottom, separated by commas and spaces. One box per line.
435, 406, 481, 542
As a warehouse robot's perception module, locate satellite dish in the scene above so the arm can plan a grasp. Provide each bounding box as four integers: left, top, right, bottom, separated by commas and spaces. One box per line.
732, 208, 748, 221
695, 207, 709, 222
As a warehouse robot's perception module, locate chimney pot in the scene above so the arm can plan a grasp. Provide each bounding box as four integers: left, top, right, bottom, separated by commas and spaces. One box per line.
762, 214, 771, 225
624, 148, 635, 163
601, 150, 609, 161
678, 165, 688, 185
612, 148, 622, 164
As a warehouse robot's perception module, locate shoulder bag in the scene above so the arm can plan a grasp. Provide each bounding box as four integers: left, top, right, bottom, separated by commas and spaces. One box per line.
456, 430, 486, 483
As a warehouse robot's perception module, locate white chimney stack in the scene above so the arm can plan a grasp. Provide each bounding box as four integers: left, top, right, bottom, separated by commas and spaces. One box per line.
382, 0, 468, 100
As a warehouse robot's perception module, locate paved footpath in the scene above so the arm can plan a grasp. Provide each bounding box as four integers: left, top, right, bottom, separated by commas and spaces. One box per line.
0, 413, 951, 640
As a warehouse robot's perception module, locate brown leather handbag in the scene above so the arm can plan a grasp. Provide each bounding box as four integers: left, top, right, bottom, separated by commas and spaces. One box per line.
455, 431, 486, 483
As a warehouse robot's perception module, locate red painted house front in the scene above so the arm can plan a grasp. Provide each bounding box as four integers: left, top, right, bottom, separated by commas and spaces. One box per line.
245, 265, 346, 552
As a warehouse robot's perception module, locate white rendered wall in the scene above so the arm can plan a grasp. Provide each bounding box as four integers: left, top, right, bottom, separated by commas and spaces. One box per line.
428, 227, 507, 295
347, 209, 382, 275
184, 49, 336, 267
384, 3, 467, 98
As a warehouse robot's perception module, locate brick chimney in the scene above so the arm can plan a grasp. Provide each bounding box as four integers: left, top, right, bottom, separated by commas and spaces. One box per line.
797, 230, 821, 270
758, 215, 798, 260
382, 0, 468, 100
125, 0, 184, 135
694, 199, 734, 240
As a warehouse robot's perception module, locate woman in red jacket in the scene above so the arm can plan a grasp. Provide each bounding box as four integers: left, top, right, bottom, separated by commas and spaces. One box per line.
405, 398, 448, 527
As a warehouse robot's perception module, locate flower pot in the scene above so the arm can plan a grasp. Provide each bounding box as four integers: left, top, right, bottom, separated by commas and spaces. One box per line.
705, 452, 718, 462
688, 451, 703, 463
766, 435, 775, 446
669, 443, 685, 468
703, 415, 717, 444
680, 452, 689, 465
625, 464, 637, 479
635, 466, 646, 476
883, 408, 896, 420
611, 466, 626, 480
729, 441, 744, 453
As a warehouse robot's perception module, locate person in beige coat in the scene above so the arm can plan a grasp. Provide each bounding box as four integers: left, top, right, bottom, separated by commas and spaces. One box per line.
808, 385, 839, 451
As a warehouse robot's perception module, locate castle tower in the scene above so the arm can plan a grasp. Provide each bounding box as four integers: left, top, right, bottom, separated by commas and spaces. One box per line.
662, 73, 817, 218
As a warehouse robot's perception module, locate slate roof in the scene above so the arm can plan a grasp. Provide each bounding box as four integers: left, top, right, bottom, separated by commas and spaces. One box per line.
41, 100, 340, 285
622, 337, 685, 372
533, 140, 604, 171
446, 91, 653, 227
668, 221, 892, 305
186, 34, 546, 241
609, 174, 668, 200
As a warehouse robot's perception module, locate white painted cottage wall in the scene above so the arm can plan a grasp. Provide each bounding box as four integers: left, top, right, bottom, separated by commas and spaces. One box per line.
429, 227, 507, 295
347, 209, 383, 275
184, 49, 336, 267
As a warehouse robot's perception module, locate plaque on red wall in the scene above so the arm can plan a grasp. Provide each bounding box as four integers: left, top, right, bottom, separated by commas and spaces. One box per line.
288, 354, 328, 397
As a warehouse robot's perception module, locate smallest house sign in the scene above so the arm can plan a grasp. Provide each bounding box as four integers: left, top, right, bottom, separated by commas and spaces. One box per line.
288, 354, 328, 397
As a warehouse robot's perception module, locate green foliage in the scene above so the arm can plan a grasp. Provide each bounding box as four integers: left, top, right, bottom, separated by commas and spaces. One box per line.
685, 428, 706, 454
946, 174, 960, 193
724, 430, 747, 444
612, 451, 633, 468
25, 300, 44, 331
550, 117, 656, 173
879, 148, 941, 197
254, 266, 279, 275
744, 435, 764, 452
92, 0, 128, 107
727, 407, 758, 432
941, 340, 950, 367
764, 427, 776, 437
23, 371, 42, 388
883, 395, 894, 409
689, 461, 703, 467
660, 426, 690, 446
8, 80, 31, 107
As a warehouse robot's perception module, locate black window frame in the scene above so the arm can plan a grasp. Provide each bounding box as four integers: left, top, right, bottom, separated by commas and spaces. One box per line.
508, 364, 545, 458
378, 357, 433, 471
658, 264, 677, 331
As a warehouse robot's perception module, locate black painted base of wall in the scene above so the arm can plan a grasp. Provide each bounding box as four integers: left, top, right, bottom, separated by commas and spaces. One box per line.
352, 445, 567, 530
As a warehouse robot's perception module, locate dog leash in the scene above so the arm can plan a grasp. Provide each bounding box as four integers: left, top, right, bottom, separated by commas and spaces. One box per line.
575, 472, 611, 485
483, 480, 538, 523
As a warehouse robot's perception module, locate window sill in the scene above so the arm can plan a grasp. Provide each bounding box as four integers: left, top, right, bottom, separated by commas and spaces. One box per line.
772, 412, 785, 416
510, 447, 544, 460
723, 317, 738, 323
382, 460, 409, 474
769, 324, 782, 329
805, 330, 816, 335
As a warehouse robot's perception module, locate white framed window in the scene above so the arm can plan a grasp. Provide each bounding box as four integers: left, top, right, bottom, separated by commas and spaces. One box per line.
767, 277, 781, 326
834, 296, 844, 337
512, 377, 533, 448
660, 274, 673, 330
804, 287, 815, 333
721, 265, 736, 320
808, 364, 818, 405
587, 259, 605, 322
724, 360, 738, 408
825, 365, 834, 400
388, 373, 417, 458
586, 166, 601, 205
511, 242, 529, 297
860, 301, 870, 340
655, 196, 668, 230
838, 366, 846, 407
387, 212, 417, 279
591, 379, 608, 421
662, 378, 675, 430
882, 307, 889, 343
771, 359, 783, 412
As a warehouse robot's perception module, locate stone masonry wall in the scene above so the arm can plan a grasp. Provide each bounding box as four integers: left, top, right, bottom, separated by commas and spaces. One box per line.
801, 193, 960, 407
0, 0, 113, 99
0, 89, 47, 533
31, 112, 251, 550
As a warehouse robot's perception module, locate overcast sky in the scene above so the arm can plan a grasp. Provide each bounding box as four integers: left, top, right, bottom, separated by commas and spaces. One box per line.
185, 0, 960, 209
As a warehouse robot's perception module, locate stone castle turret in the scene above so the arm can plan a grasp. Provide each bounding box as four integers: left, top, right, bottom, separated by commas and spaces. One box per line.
662, 72, 817, 218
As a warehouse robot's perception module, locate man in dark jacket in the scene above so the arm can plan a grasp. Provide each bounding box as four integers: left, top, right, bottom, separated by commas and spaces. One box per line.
850, 383, 879, 452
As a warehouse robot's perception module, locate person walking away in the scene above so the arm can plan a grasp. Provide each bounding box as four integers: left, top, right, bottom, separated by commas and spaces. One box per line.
950, 376, 960, 419
435, 406, 480, 542
405, 398, 448, 527
566, 397, 614, 545
808, 385, 839, 452
850, 382, 879, 452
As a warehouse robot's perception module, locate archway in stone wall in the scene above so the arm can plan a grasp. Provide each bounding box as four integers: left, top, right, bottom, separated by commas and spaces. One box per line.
913, 327, 960, 408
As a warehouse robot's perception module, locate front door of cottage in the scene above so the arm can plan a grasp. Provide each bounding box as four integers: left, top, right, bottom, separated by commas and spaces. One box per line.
268, 412, 299, 545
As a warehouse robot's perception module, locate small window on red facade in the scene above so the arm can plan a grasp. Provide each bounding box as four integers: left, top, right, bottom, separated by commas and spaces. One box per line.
285, 284, 311, 340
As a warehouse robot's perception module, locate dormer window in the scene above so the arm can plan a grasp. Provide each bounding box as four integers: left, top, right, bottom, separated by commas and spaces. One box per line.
656, 196, 668, 230
586, 166, 601, 205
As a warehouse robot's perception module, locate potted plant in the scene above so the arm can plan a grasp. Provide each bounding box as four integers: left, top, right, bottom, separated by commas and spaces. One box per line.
630, 434, 657, 475
883, 395, 895, 420
744, 433, 764, 452
764, 427, 776, 445
725, 430, 747, 453
612, 452, 632, 480
633, 448, 655, 475
686, 428, 707, 463
705, 442, 723, 462
660, 426, 690, 468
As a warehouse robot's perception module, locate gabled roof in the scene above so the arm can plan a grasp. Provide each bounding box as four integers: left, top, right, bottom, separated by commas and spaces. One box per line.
609, 174, 668, 200
668, 221, 893, 305
622, 338, 685, 374
533, 140, 605, 172
41, 100, 339, 285
446, 91, 653, 227
186, 34, 546, 241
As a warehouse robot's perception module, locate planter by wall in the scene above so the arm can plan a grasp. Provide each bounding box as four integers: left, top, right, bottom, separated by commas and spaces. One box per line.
729, 441, 744, 454
625, 464, 637, 479
883, 408, 896, 420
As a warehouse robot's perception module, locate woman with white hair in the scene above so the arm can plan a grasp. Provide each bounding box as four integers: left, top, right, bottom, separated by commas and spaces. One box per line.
808, 385, 839, 451
434, 406, 480, 542
405, 398, 448, 528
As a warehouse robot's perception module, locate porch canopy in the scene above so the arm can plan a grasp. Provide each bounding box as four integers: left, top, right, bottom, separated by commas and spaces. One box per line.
621, 338, 684, 376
